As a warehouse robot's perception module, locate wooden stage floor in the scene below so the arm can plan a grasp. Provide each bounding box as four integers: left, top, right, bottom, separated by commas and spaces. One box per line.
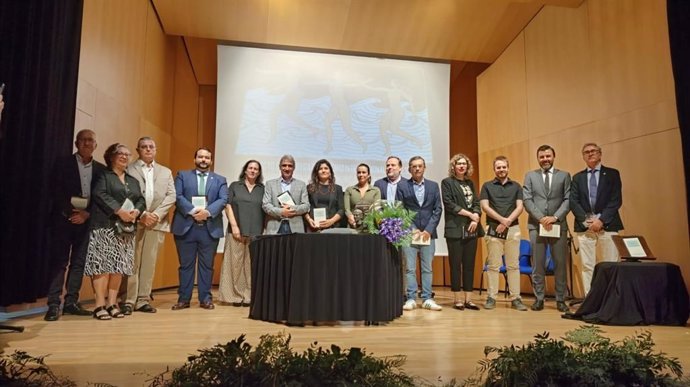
2, 287, 689, 386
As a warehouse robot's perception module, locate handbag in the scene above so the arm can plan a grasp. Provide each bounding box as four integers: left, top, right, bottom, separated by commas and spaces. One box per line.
114, 219, 136, 234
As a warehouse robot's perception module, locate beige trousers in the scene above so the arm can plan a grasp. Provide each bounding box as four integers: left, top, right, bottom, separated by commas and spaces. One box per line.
126, 228, 164, 307
485, 225, 521, 299
578, 230, 619, 295
218, 236, 252, 303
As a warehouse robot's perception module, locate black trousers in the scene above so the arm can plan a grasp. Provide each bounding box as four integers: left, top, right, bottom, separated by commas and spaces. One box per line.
46, 219, 90, 306
446, 237, 478, 292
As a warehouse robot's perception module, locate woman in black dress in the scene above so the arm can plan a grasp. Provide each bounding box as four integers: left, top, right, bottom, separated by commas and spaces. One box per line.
304, 159, 344, 231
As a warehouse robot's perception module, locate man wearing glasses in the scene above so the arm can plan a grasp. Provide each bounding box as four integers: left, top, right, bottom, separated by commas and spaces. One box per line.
262, 155, 310, 234
570, 143, 623, 295
122, 137, 176, 314
44, 129, 106, 321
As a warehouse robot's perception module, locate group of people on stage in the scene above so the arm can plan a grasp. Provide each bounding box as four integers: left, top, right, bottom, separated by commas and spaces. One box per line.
44, 129, 622, 321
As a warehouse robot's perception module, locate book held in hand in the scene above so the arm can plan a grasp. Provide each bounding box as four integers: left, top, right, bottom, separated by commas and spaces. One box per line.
277, 191, 296, 206
539, 223, 560, 238
486, 224, 507, 240
191, 195, 207, 209
313, 208, 327, 223
461, 224, 478, 239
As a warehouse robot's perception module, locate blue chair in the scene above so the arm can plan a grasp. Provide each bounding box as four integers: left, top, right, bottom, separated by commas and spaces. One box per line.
479, 254, 508, 297
519, 240, 555, 287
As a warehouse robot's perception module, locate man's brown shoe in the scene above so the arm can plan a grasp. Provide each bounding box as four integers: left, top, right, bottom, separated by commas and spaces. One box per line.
171, 302, 190, 310
200, 301, 215, 310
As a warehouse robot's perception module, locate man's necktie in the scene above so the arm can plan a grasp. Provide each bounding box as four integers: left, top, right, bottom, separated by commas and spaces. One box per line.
198, 172, 207, 195
589, 169, 598, 209
544, 171, 550, 195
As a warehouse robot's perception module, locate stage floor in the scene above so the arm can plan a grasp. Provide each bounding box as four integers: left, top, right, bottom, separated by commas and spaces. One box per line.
2, 287, 689, 386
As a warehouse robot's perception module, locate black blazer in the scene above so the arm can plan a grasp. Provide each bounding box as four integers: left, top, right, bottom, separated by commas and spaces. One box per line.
441, 177, 484, 239
570, 165, 623, 232
51, 154, 106, 222
89, 169, 146, 230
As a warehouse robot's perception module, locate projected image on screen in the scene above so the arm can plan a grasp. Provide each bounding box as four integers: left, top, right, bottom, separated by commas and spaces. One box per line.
239, 71, 430, 159
216, 45, 450, 253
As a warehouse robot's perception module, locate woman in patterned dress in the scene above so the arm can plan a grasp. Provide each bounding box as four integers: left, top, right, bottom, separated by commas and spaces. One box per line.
84, 143, 145, 320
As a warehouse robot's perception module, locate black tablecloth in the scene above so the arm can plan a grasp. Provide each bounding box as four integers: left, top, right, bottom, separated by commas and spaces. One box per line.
571, 262, 689, 326
249, 233, 402, 323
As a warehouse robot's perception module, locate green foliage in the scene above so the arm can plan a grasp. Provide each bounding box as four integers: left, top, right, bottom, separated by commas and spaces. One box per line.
149, 332, 418, 386
362, 200, 416, 249
463, 325, 686, 387
0, 350, 76, 387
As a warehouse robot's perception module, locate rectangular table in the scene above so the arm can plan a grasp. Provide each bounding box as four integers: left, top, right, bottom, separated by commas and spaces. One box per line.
571, 262, 689, 326
249, 233, 403, 324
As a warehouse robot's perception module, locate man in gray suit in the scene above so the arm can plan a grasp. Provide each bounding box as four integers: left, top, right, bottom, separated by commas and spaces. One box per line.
523, 145, 571, 312
123, 137, 176, 314
262, 155, 310, 234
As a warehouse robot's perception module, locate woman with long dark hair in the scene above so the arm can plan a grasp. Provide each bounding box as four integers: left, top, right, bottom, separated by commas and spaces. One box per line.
304, 159, 344, 231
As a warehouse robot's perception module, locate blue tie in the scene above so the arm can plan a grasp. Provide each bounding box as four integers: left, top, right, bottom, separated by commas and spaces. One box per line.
198, 172, 207, 196
588, 169, 598, 209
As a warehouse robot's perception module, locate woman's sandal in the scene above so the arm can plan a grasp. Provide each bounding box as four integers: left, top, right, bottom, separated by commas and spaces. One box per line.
453, 302, 465, 310
106, 305, 125, 318
93, 306, 112, 320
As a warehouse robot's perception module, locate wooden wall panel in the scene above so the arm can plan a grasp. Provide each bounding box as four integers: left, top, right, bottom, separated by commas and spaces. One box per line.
588, 0, 676, 124
477, 33, 528, 153
75, 0, 189, 296
477, 0, 688, 296
525, 4, 591, 138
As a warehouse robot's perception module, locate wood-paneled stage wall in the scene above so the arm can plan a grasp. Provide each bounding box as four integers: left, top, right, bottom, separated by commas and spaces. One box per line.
55, 0, 687, 304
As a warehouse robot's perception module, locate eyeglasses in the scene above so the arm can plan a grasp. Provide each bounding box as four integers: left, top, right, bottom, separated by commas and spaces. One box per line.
116, 152, 131, 157
280, 164, 294, 168
582, 149, 600, 155
138, 145, 156, 150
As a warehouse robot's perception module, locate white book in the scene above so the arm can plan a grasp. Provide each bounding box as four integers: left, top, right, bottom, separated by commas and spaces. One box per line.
411, 231, 431, 246
539, 223, 560, 238
121, 198, 135, 211
191, 195, 207, 209
313, 208, 327, 223
277, 191, 296, 206
70, 196, 88, 210
623, 237, 647, 257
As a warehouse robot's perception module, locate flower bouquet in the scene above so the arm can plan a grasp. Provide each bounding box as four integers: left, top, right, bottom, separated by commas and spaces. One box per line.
362, 200, 416, 249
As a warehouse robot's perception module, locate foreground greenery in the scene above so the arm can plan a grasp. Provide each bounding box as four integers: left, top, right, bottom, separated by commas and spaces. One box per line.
148, 332, 422, 386
2, 326, 686, 386
464, 325, 686, 386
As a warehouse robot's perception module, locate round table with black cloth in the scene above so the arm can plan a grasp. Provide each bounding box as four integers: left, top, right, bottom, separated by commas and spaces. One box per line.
569, 261, 689, 326
249, 233, 402, 324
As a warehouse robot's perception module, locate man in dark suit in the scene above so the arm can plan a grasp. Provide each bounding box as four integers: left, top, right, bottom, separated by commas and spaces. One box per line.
523, 144, 571, 312
171, 148, 228, 310
570, 143, 623, 295
374, 156, 407, 204
44, 129, 106, 321
397, 156, 443, 311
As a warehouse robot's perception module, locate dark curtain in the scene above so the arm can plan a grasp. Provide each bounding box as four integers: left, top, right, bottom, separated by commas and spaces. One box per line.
0, 1, 84, 306
667, 0, 690, 237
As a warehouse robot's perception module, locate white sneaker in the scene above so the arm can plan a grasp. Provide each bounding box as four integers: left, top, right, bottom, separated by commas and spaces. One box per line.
422, 299, 442, 311
402, 299, 417, 311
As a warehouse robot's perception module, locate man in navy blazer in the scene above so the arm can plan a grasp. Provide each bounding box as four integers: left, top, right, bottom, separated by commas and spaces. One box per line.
45, 129, 106, 321
397, 156, 443, 311
171, 148, 228, 310
570, 143, 623, 295
374, 156, 407, 204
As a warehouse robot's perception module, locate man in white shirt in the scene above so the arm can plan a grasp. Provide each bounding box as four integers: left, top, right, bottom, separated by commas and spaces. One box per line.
123, 137, 176, 314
